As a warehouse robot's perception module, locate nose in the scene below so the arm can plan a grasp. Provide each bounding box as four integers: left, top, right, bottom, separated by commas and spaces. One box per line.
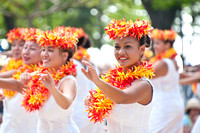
42, 49, 48, 57
118, 48, 125, 55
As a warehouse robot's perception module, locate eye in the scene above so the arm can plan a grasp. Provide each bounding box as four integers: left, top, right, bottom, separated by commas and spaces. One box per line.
114, 45, 120, 49
41, 48, 45, 52
48, 49, 54, 52
125, 45, 131, 48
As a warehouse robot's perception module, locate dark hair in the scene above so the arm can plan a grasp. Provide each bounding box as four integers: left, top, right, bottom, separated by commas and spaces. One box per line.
60, 45, 77, 63
138, 35, 151, 48
164, 40, 175, 48
77, 34, 93, 49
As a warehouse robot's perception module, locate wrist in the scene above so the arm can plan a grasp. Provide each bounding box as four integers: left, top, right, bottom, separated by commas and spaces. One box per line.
94, 77, 101, 87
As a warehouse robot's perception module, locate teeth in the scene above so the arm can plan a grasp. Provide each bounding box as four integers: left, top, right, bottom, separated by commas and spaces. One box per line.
120, 58, 127, 60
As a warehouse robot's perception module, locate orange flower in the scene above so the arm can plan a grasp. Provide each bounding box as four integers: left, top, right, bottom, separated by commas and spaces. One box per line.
22, 28, 39, 42
150, 48, 177, 64
37, 29, 78, 49
86, 61, 154, 123
1, 58, 24, 99
22, 60, 77, 112
105, 18, 152, 40
73, 47, 90, 61
6, 28, 25, 43
1, 58, 23, 73
151, 29, 177, 41
54, 26, 85, 39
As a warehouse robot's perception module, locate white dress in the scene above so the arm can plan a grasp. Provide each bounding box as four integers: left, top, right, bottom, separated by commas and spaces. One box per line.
72, 59, 105, 133
37, 75, 80, 133
106, 78, 153, 133
191, 115, 200, 133
149, 58, 184, 133
0, 93, 38, 133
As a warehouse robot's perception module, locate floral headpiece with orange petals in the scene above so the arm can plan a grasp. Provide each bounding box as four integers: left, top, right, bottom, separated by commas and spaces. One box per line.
151, 29, 177, 41
22, 28, 39, 42
6, 28, 25, 43
54, 26, 85, 39
105, 18, 153, 40
37, 29, 78, 49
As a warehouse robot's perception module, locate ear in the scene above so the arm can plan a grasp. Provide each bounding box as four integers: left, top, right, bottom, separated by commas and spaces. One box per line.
139, 45, 145, 57
62, 52, 69, 62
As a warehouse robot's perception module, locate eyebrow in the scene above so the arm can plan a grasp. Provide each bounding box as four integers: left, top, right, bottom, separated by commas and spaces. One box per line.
114, 41, 131, 45
124, 41, 131, 44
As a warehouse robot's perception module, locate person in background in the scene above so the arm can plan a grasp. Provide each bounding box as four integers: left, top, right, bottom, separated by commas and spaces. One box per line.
0, 28, 40, 133
20, 28, 80, 133
149, 29, 184, 133
183, 98, 200, 133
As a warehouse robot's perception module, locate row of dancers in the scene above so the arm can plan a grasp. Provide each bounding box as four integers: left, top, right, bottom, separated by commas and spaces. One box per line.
0, 18, 199, 133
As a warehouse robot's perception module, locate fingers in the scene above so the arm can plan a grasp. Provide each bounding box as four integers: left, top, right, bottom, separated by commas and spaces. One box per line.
81, 68, 87, 76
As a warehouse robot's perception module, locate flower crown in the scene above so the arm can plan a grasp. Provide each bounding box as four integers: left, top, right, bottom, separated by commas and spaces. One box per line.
105, 18, 153, 40
22, 28, 39, 42
54, 26, 85, 39
151, 29, 177, 41
36, 29, 78, 49
6, 28, 25, 43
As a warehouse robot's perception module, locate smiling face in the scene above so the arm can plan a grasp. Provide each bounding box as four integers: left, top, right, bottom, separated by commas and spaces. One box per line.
41, 46, 68, 70
114, 37, 145, 69
22, 40, 42, 65
153, 39, 169, 55
11, 39, 25, 60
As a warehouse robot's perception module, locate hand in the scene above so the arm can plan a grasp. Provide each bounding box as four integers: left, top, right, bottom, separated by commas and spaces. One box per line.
84, 95, 91, 106
81, 57, 100, 84
38, 70, 55, 91
20, 72, 31, 86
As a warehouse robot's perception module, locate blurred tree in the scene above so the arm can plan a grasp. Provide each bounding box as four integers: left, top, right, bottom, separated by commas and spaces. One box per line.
141, 0, 198, 29
0, 0, 147, 47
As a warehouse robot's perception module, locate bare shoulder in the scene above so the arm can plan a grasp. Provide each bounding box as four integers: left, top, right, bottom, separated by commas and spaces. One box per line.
59, 77, 76, 92
153, 60, 168, 78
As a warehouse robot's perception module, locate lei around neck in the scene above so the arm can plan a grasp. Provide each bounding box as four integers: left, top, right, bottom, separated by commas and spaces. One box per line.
149, 48, 177, 64
22, 60, 76, 112
86, 61, 154, 123
1, 59, 24, 99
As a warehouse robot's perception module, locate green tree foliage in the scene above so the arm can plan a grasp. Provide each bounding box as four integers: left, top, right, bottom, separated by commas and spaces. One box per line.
0, 0, 149, 47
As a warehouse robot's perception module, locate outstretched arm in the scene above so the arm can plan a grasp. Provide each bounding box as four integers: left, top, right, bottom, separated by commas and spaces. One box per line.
81, 57, 152, 105
0, 70, 15, 78
39, 71, 76, 109
0, 78, 24, 93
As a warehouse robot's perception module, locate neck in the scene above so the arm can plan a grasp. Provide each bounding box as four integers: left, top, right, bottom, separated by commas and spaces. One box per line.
123, 61, 141, 73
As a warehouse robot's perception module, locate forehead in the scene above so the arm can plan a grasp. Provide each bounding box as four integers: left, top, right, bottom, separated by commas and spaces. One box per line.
12, 39, 25, 45
25, 41, 40, 48
114, 37, 139, 45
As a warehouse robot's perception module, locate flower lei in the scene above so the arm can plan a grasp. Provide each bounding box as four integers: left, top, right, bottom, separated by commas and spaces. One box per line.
151, 29, 177, 41
149, 48, 177, 64
37, 29, 78, 49
73, 47, 90, 61
1, 58, 23, 73
3, 64, 38, 99
105, 18, 152, 40
1, 59, 24, 99
86, 61, 154, 123
22, 60, 76, 112
6, 28, 25, 43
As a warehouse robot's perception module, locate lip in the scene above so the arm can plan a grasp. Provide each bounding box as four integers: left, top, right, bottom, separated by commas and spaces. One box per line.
42, 59, 49, 64
118, 57, 128, 62
23, 56, 30, 61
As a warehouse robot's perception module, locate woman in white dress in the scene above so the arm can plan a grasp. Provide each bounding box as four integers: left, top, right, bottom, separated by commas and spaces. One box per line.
82, 18, 154, 133
71, 29, 105, 133
20, 29, 80, 133
0, 28, 40, 133
149, 29, 184, 133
